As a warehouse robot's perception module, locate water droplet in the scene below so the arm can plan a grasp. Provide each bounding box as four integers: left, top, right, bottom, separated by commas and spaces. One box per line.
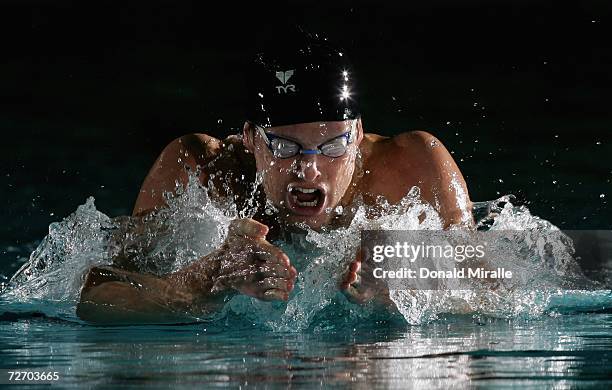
552, 180, 557, 184
596, 141, 601, 145
335, 205, 343, 214
430, 139, 438, 147
365, 170, 370, 174
498, 179, 504, 183
600, 194, 605, 199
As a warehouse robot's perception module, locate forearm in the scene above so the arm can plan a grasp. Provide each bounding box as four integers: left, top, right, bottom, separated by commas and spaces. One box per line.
77, 251, 230, 324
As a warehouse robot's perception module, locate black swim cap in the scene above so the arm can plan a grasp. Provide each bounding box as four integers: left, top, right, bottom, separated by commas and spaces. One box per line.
246, 27, 360, 128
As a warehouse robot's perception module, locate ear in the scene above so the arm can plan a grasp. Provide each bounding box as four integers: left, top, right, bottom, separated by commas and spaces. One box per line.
355, 118, 364, 146
243, 121, 255, 152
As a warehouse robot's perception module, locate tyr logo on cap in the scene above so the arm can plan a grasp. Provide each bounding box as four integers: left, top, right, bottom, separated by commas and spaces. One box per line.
275, 70, 296, 94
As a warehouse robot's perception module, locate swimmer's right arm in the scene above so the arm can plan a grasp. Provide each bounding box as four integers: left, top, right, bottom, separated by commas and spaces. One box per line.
132, 134, 223, 217
77, 219, 297, 324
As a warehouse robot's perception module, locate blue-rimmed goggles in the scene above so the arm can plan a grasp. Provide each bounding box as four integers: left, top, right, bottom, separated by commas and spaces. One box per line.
254, 120, 357, 159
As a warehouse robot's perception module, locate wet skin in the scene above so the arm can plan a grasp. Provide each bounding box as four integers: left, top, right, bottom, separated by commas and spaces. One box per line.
77, 119, 472, 323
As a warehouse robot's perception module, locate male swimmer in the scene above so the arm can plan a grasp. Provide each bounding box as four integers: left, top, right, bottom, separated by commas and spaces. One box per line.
77, 30, 472, 323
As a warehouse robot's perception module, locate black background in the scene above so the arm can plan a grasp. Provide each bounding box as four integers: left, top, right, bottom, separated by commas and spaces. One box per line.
1, 0, 611, 253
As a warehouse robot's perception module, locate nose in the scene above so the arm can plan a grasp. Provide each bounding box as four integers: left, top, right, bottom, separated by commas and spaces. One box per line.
296, 154, 321, 182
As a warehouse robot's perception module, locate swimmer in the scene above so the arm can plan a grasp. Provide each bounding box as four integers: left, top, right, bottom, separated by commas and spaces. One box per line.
77, 29, 472, 323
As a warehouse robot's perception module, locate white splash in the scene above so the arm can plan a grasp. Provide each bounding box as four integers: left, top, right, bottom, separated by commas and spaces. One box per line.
2, 171, 610, 329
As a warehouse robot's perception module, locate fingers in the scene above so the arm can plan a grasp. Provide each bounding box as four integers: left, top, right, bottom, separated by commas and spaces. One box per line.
253, 241, 297, 281
257, 262, 296, 279
212, 263, 296, 299
257, 277, 294, 302
342, 285, 371, 305
257, 277, 290, 291
229, 218, 269, 240
340, 259, 361, 290
254, 241, 289, 265
262, 289, 288, 301
339, 249, 372, 304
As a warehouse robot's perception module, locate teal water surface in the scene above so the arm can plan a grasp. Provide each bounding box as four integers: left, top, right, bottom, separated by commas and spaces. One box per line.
1, 310, 611, 388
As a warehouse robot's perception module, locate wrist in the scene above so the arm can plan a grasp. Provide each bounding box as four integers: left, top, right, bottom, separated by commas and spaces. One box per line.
166, 249, 234, 310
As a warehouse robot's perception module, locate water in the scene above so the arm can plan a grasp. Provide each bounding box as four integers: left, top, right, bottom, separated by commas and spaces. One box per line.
1, 169, 612, 387
1, 312, 611, 388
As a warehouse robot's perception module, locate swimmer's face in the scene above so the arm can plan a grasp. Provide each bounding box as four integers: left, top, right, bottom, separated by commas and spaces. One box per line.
243, 119, 363, 229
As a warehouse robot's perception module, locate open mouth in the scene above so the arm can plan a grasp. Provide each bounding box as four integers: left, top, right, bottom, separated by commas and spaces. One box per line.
286, 185, 326, 216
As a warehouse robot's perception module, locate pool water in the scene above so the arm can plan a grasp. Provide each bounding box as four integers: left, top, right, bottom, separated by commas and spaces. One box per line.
1, 172, 612, 387
1, 310, 611, 388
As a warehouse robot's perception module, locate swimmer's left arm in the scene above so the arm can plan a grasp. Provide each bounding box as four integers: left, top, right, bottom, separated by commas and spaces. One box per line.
392, 131, 473, 228
341, 131, 473, 305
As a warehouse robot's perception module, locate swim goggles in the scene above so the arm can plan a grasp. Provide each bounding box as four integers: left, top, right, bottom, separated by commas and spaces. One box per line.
254, 119, 357, 159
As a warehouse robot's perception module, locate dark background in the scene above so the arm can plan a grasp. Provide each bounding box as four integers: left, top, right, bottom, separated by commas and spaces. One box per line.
1, 0, 611, 270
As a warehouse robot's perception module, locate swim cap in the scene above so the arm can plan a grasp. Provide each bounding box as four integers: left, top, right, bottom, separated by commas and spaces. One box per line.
246, 27, 360, 128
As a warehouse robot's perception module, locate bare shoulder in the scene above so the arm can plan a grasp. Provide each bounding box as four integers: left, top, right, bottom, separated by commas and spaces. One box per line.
133, 132, 252, 216
360, 130, 472, 226
157, 133, 247, 162
388, 130, 447, 158
363, 130, 452, 177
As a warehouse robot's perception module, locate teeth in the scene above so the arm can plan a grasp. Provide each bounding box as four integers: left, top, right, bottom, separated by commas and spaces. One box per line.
294, 187, 317, 193
293, 195, 319, 207
297, 200, 318, 207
